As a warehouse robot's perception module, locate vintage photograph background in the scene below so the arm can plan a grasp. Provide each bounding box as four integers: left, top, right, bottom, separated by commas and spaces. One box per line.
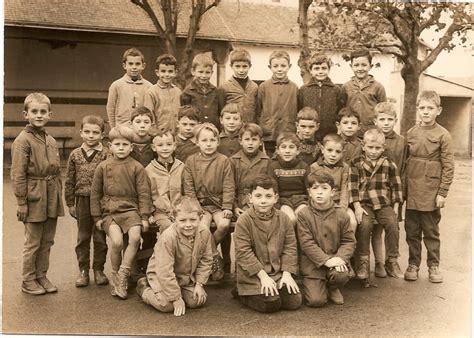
2, 0, 472, 336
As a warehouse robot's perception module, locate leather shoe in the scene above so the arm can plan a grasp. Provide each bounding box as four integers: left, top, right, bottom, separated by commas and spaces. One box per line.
22, 280, 46, 295
94, 270, 109, 285
75, 270, 90, 287
328, 288, 344, 305
37, 276, 58, 293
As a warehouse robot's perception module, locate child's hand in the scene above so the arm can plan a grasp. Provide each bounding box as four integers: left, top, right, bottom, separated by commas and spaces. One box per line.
95, 220, 104, 231
173, 298, 186, 316
17, 205, 28, 222
354, 205, 368, 224
234, 207, 245, 217
141, 220, 149, 233
222, 209, 233, 219
148, 215, 156, 225
325, 257, 348, 272
193, 283, 207, 306
68, 206, 77, 219
258, 270, 279, 297
436, 195, 446, 208
279, 271, 300, 294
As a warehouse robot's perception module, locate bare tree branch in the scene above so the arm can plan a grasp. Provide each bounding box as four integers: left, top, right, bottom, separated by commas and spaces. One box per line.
131, 0, 166, 37
204, 0, 221, 13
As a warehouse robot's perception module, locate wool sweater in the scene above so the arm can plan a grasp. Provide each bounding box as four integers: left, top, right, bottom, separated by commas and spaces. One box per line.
298, 137, 321, 165
218, 76, 258, 123
144, 82, 182, 130
181, 80, 220, 128
268, 156, 309, 198
131, 142, 155, 168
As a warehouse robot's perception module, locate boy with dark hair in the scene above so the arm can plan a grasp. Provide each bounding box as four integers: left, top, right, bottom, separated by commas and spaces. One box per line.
130, 106, 155, 168
174, 105, 200, 163
297, 171, 356, 306
234, 174, 302, 313
65, 115, 109, 287
298, 53, 346, 141
336, 108, 363, 163
217, 103, 243, 157
295, 107, 321, 164
144, 53, 182, 130
107, 48, 152, 127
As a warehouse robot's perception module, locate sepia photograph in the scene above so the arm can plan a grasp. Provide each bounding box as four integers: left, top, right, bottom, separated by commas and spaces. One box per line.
2, 0, 473, 336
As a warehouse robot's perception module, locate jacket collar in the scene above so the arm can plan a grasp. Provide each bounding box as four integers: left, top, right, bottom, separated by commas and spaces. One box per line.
122, 74, 145, 84
248, 206, 280, 238
188, 79, 216, 94
150, 158, 183, 172
271, 76, 289, 84
307, 77, 335, 87
219, 131, 240, 139
232, 150, 269, 165
316, 156, 343, 168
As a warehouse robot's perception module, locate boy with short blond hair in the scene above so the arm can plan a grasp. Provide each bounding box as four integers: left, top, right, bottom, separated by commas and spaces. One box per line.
218, 49, 258, 123
174, 105, 201, 163
298, 53, 346, 141
256, 50, 298, 155
144, 54, 182, 130
65, 115, 109, 288
336, 108, 363, 163
217, 103, 243, 157
11, 93, 65, 295
181, 53, 220, 128
136, 196, 213, 316
349, 128, 403, 280
404, 90, 454, 283
107, 48, 152, 127
295, 107, 322, 164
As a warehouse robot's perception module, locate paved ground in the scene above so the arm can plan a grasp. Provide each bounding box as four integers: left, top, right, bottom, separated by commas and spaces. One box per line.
2, 160, 471, 336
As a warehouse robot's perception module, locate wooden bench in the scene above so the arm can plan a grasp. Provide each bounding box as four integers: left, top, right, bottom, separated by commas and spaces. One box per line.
4, 121, 76, 157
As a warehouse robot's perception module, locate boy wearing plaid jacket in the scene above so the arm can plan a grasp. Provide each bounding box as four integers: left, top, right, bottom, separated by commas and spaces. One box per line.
349, 129, 403, 280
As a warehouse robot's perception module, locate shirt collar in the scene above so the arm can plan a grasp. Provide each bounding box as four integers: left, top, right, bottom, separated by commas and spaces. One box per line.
156, 81, 174, 89
384, 130, 396, 139
308, 77, 334, 87
81, 142, 103, 153
271, 76, 289, 84
25, 124, 47, 136
123, 74, 144, 84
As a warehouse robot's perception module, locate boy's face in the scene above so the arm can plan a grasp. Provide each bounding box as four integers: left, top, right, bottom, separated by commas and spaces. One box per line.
23, 102, 52, 128
123, 56, 145, 80
310, 63, 330, 82
191, 65, 213, 85
220, 112, 242, 134
109, 137, 133, 159
175, 210, 201, 238
417, 99, 442, 127
374, 113, 397, 134
131, 114, 152, 138
308, 182, 334, 207
322, 140, 343, 166
296, 119, 319, 140
277, 140, 300, 162
336, 116, 360, 138
177, 117, 198, 139
156, 64, 177, 86
249, 186, 278, 214
231, 61, 250, 79
350, 56, 371, 80
240, 131, 262, 156
362, 136, 384, 160
269, 57, 290, 80
151, 133, 176, 161
196, 129, 219, 156
80, 123, 104, 147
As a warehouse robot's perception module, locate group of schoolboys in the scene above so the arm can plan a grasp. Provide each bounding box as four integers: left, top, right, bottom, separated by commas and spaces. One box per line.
11, 46, 454, 317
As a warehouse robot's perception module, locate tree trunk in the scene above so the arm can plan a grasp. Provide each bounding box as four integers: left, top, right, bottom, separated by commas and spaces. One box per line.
298, 0, 312, 84
400, 65, 420, 135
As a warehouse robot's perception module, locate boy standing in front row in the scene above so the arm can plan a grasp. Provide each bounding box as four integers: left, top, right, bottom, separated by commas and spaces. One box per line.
297, 171, 356, 307
136, 197, 213, 316
11, 93, 64, 295
65, 115, 109, 287
404, 90, 454, 283
234, 175, 302, 313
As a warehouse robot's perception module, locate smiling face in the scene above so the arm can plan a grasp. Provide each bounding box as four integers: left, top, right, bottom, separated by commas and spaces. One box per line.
350, 56, 371, 80
417, 99, 442, 127
80, 123, 104, 148
196, 128, 219, 156
277, 140, 299, 162
308, 182, 334, 208
152, 132, 176, 162
123, 55, 145, 80
336, 116, 360, 138
109, 137, 133, 159
249, 186, 279, 214
131, 114, 152, 138
296, 119, 319, 140
191, 64, 213, 85
374, 112, 397, 134
310, 63, 330, 82
175, 210, 201, 238
240, 131, 262, 156
220, 112, 242, 134
23, 102, 52, 128
269, 57, 290, 80
156, 64, 177, 86
362, 136, 384, 161
231, 61, 251, 79
322, 140, 344, 166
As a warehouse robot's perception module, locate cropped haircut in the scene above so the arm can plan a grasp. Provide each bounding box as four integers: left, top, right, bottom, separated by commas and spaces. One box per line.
297, 107, 320, 123
363, 128, 385, 144
172, 196, 203, 217
417, 90, 441, 107
269, 50, 290, 65
350, 48, 372, 64
192, 53, 214, 70
220, 103, 242, 117
230, 49, 252, 66
178, 105, 200, 122
194, 122, 219, 140
306, 170, 335, 189
130, 106, 154, 122
239, 123, 263, 139
374, 102, 397, 118
24, 92, 51, 111
81, 115, 106, 132
155, 53, 177, 69
276, 132, 301, 148
308, 53, 332, 70
337, 107, 361, 123
108, 125, 135, 143
150, 127, 175, 142
322, 133, 343, 147
248, 174, 278, 194
122, 48, 145, 63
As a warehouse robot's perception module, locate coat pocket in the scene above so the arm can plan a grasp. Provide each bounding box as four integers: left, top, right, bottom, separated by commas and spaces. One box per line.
26, 180, 42, 202
424, 163, 441, 189
426, 136, 440, 155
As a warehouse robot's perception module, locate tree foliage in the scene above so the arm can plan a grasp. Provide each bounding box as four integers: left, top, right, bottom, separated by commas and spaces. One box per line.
131, 0, 220, 87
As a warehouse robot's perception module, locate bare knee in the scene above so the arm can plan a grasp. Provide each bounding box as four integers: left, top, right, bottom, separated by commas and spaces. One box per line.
110, 237, 123, 251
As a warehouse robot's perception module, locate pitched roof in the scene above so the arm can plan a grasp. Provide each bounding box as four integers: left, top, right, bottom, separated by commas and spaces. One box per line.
4, 0, 299, 46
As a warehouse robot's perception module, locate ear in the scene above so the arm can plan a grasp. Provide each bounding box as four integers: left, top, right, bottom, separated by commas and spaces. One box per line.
122, 62, 127, 70
151, 143, 156, 152
100, 132, 105, 140
288, 63, 292, 69
108, 142, 112, 148
315, 122, 320, 129
330, 188, 336, 198
22, 111, 28, 120
142, 62, 146, 70
155, 69, 160, 77
437, 107, 443, 116
268, 64, 272, 70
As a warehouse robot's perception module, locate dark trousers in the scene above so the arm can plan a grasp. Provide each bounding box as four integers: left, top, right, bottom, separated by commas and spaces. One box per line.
240, 287, 302, 313
405, 209, 441, 267
76, 196, 107, 271
302, 269, 351, 307
357, 205, 399, 260
221, 231, 233, 273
